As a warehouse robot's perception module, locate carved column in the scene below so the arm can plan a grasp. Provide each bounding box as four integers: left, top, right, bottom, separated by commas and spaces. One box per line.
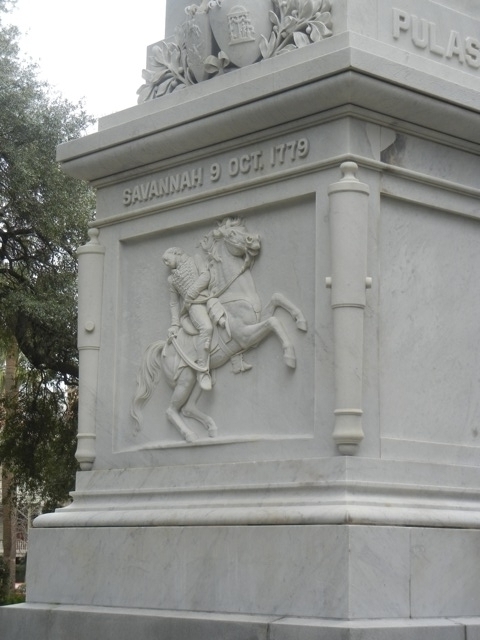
327, 162, 370, 455
76, 228, 105, 470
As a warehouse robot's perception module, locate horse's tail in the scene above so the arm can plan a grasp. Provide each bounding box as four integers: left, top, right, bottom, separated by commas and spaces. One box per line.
131, 339, 166, 433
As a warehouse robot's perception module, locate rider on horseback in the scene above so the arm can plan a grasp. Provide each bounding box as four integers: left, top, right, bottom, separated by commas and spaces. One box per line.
163, 247, 213, 391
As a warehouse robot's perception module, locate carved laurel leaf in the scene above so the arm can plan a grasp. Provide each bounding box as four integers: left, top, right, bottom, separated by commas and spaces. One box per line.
309, 0, 324, 13
151, 68, 172, 85
166, 41, 178, 54
259, 31, 276, 58
141, 68, 155, 82
276, 43, 297, 54
317, 11, 332, 28
136, 83, 154, 104
269, 9, 280, 26
174, 24, 186, 46
321, 0, 331, 12
282, 15, 297, 33
298, 0, 314, 21
308, 23, 322, 42
293, 31, 311, 48
259, 34, 269, 58
156, 77, 176, 97
152, 44, 167, 66
286, 0, 299, 15
170, 47, 182, 73
309, 18, 332, 37
160, 45, 172, 67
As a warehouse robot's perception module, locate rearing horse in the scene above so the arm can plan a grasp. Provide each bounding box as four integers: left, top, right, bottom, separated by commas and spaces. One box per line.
131, 218, 307, 442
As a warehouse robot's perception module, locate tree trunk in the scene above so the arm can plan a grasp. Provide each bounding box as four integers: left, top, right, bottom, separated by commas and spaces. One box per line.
2, 340, 18, 595
2, 468, 16, 593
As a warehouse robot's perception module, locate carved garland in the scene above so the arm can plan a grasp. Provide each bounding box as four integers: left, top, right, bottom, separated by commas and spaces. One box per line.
137, 0, 333, 102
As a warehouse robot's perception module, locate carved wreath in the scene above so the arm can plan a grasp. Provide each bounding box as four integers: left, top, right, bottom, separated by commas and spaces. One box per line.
137, 0, 333, 102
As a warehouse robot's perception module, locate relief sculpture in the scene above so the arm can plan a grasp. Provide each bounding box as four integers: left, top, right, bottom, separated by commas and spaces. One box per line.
137, 0, 333, 101
131, 217, 307, 443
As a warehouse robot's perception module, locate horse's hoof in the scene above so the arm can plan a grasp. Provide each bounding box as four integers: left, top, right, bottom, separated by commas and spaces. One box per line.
284, 348, 296, 368
207, 424, 218, 438
184, 431, 198, 443
296, 318, 308, 332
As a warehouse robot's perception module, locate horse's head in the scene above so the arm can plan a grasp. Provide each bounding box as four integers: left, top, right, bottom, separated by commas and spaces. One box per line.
216, 218, 261, 259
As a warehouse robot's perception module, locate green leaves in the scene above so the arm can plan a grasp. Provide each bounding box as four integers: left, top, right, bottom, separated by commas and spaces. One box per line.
0, 26, 95, 381
0, 5, 94, 510
0, 369, 78, 510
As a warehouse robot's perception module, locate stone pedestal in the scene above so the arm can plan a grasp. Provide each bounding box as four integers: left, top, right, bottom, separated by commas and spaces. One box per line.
2, 0, 480, 637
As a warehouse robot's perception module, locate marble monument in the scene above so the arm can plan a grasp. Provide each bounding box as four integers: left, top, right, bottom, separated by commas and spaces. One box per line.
2, 0, 480, 638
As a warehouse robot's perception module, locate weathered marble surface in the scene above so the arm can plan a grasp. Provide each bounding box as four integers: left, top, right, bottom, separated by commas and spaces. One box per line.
158, 0, 480, 96
0, 606, 474, 640
3, 0, 480, 638
23, 525, 480, 620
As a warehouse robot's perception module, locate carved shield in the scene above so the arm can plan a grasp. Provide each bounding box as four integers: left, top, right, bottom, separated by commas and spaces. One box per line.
208, 0, 273, 68
185, 12, 216, 83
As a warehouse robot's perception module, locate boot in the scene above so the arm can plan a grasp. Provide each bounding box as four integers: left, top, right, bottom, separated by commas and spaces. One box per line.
197, 371, 212, 391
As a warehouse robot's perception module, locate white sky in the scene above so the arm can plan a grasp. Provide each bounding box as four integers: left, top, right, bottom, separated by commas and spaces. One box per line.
6, 0, 166, 128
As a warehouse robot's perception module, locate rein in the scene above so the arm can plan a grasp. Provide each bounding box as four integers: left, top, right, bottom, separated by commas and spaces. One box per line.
169, 336, 208, 372
170, 246, 254, 373
189, 255, 250, 305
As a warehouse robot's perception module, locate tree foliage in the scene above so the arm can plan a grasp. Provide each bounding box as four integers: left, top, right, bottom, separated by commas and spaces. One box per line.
0, 1, 95, 383
0, 368, 78, 511
0, 0, 95, 509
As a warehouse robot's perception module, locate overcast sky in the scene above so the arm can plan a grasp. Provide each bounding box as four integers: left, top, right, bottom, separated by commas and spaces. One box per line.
6, 0, 166, 128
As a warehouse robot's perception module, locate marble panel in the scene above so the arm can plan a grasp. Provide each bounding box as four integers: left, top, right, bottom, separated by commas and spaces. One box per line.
95, 118, 352, 220
271, 617, 465, 640
380, 132, 480, 190
0, 605, 274, 640
348, 526, 410, 618
0, 604, 51, 640
0, 606, 474, 640
27, 524, 480, 622
453, 618, 480, 640
113, 200, 317, 453
88, 182, 337, 472
377, 0, 480, 77
378, 199, 480, 450
411, 528, 480, 617
26, 525, 350, 618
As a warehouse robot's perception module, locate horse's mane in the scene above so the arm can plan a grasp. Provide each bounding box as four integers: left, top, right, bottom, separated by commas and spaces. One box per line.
198, 217, 246, 262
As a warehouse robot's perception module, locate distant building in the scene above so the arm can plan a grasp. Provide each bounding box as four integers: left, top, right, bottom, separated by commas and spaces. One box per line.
0, 470, 28, 559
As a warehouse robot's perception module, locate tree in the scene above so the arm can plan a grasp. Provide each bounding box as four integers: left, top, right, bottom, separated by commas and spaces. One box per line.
0, 7, 95, 380
0, 357, 79, 511
0, 0, 95, 594
1, 336, 18, 594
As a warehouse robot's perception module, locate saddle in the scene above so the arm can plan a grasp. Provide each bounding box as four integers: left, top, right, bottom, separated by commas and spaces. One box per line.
180, 297, 230, 338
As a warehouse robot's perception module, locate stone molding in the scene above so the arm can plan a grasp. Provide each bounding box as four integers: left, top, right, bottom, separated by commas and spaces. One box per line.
35, 458, 480, 528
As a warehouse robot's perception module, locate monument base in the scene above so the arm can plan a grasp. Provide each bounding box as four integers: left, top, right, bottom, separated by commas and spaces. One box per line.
2, 523, 480, 638
1, 605, 479, 640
